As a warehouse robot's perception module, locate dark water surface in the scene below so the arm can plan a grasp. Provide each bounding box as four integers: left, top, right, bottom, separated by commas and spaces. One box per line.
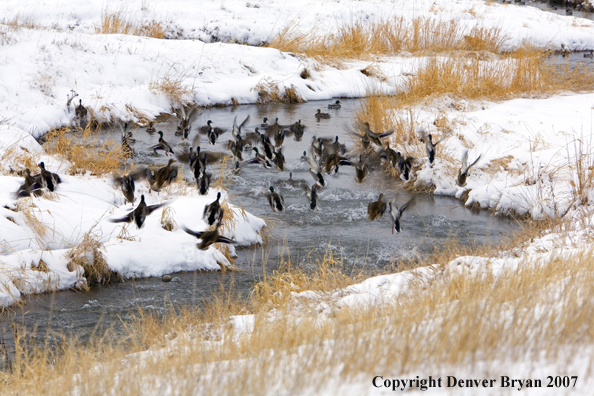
0, 99, 518, 356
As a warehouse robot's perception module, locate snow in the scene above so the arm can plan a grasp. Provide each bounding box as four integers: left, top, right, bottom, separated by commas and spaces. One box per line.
2, 0, 594, 392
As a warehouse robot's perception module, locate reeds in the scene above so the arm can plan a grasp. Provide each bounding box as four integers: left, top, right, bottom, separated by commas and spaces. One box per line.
97, 9, 165, 39
44, 124, 125, 176
268, 17, 509, 62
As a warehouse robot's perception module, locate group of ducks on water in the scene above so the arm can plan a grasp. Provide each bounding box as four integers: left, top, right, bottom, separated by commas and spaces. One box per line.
16, 98, 484, 250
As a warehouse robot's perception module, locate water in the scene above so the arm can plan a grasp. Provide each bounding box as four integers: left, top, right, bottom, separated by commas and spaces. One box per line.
0, 99, 517, 355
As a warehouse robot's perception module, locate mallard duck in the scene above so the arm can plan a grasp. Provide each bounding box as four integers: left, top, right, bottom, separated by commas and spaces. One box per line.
456, 150, 482, 187
274, 129, 285, 147
109, 195, 166, 228
290, 119, 305, 141
349, 131, 371, 151
231, 114, 250, 153
177, 106, 197, 133
266, 117, 283, 137
266, 186, 285, 212
363, 122, 394, 147
121, 124, 134, 159
260, 132, 276, 161
75, 99, 87, 120
398, 156, 414, 181
248, 147, 272, 168
355, 155, 368, 183
304, 184, 318, 210
146, 121, 156, 133
113, 174, 136, 203
226, 139, 243, 161
388, 197, 414, 234
315, 109, 331, 119
380, 142, 400, 168
16, 168, 42, 198
182, 224, 235, 250
367, 193, 386, 221
327, 136, 346, 155
323, 153, 351, 174
260, 117, 269, 129
150, 131, 174, 156
420, 133, 441, 165
328, 100, 341, 109
283, 172, 308, 189
198, 172, 212, 195
203, 191, 224, 226
37, 162, 61, 192
274, 147, 286, 171
309, 159, 327, 188
561, 43, 570, 58
233, 161, 241, 175
585, 50, 593, 59
150, 159, 178, 191
566, 8, 573, 15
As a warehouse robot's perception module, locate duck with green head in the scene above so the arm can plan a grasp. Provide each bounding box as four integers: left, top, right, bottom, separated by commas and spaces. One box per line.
150, 131, 174, 156
266, 186, 285, 212
328, 100, 341, 110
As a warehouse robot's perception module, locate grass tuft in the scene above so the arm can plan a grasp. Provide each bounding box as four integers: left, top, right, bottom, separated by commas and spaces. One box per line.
97, 9, 165, 39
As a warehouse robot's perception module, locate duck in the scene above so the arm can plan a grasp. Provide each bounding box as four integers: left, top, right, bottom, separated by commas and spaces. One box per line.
199, 120, 226, 144
266, 117, 283, 137
146, 121, 156, 133
121, 125, 134, 159
585, 50, 593, 59
16, 168, 42, 198
232, 114, 251, 145
363, 122, 394, 147
456, 150, 482, 187
304, 184, 318, 210
397, 155, 414, 181
260, 117, 269, 129
150, 131, 175, 156
150, 159, 178, 192
266, 186, 285, 212
566, 8, 573, 15
178, 106, 196, 133
75, 99, 87, 120
380, 142, 400, 168
328, 100, 341, 110
198, 172, 212, 195
388, 197, 414, 234
355, 155, 368, 183
248, 147, 272, 168
37, 162, 61, 192
304, 148, 327, 188
283, 172, 308, 189
203, 192, 224, 226
260, 132, 276, 161
233, 161, 241, 175
274, 147, 286, 171
311, 136, 324, 157
182, 224, 235, 250
323, 153, 351, 174
315, 109, 331, 119
290, 119, 305, 141
327, 136, 347, 155
349, 130, 372, 151
113, 174, 136, 203
420, 133, 441, 165
367, 193, 387, 221
274, 129, 286, 147
226, 139, 243, 161
109, 195, 166, 228
561, 43, 570, 58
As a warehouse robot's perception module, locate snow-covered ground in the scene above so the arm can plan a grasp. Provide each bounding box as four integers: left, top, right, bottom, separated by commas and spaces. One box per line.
2, 0, 594, 393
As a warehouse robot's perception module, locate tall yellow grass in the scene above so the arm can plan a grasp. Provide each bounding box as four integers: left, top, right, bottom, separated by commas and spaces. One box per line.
268, 17, 508, 61
44, 125, 126, 176
97, 9, 165, 39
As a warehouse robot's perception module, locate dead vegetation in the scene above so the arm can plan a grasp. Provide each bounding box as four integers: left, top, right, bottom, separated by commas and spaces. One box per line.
268, 17, 508, 62
97, 9, 165, 39
67, 228, 120, 286
148, 77, 195, 102
254, 79, 304, 104
44, 125, 126, 176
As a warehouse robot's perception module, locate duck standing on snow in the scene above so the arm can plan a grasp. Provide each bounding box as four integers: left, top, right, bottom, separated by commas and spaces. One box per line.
367, 193, 387, 221
150, 131, 175, 156
38, 162, 62, 192
456, 150, 482, 187
203, 192, 224, 226
182, 224, 235, 250
266, 186, 285, 212
16, 168, 42, 198
328, 100, 341, 109
109, 195, 167, 228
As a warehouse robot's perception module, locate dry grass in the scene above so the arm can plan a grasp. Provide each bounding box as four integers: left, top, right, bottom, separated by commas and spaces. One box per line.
0, 143, 40, 176
97, 9, 165, 39
148, 77, 194, 103
253, 79, 304, 104
44, 125, 125, 176
268, 17, 508, 62
2, 237, 593, 395
67, 228, 120, 286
